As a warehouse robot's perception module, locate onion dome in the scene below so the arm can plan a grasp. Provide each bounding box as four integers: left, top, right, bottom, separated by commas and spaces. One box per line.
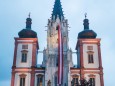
78, 14, 97, 39
51, 0, 64, 20
18, 13, 37, 38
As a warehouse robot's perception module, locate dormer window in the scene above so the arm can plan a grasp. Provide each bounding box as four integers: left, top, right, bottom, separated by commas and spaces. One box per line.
21, 50, 28, 63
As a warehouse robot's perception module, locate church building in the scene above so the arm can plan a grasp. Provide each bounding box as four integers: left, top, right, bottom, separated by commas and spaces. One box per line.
11, 0, 104, 86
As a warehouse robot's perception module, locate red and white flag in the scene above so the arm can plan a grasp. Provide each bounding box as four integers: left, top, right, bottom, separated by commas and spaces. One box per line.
57, 24, 63, 86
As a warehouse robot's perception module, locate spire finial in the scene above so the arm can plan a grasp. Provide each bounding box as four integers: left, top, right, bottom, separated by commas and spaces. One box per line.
85, 13, 87, 19
26, 13, 32, 29
52, 0, 64, 20
28, 12, 31, 18
83, 13, 89, 30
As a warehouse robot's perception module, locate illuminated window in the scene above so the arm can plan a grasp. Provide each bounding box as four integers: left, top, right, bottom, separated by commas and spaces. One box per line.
37, 75, 43, 86
22, 45, 28, 49
21, 50, 28, 63
19, 74, 26, 86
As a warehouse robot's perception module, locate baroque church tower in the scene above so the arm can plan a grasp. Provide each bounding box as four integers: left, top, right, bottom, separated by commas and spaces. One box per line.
73, 14, 104, 86
11, 0, 104, 86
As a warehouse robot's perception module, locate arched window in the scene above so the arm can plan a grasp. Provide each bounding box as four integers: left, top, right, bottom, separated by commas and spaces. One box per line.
88, 74, 96, 86
37, 74, 43, 86
71, 75, 79, 86
21, 50, 28, 63
19, 74, 26, 86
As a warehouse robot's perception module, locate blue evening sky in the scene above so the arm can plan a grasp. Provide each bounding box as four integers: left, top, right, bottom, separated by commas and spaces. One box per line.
0, 0, 115, 86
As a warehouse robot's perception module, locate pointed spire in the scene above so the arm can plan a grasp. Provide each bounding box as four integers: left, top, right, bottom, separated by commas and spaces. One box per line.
83, 13, 89, 30
26, 12, 32, 29
52, 0, 64, 20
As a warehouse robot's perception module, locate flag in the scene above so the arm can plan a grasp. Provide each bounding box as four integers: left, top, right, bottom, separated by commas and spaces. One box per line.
57, 24, 63, 86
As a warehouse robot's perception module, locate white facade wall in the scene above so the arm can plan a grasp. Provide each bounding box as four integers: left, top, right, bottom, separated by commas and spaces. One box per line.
16, 43, 33, 68
83, 44, 99, 68
14, 73, 31, 86
45, 67, 57, 86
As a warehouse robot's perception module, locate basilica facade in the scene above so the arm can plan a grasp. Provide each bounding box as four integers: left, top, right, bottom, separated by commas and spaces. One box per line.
11, 0, 104, 86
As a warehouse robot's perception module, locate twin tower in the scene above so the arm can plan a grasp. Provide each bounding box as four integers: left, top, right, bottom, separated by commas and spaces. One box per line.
11, 0, 104, 86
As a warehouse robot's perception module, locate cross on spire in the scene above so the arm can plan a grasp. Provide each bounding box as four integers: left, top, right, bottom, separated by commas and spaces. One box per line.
85, 13, 87, 19
83, 13, 89, 30
28, 12, 31, 18
26, 13, 32, 29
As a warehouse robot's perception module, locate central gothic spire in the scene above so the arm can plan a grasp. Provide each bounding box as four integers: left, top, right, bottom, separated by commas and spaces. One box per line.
52, 0, 64, 20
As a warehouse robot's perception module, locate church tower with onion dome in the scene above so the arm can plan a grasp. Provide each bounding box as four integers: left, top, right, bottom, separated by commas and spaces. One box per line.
72, 14, 104, 86
11, 0, 104, 86
11, 14, 41, 86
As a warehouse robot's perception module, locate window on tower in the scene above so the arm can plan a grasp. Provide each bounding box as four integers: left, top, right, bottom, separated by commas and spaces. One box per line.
19, 74, 26, 86
21, 50, 28, 63
89, 78, 95, 86
87, 51, 94, 64
71, 75, 79, 86
37, 74, 43, 86
88, 74, 96, 86
22, 45, 28, 49
73, 78, 79, 86
87, 46, 93, 50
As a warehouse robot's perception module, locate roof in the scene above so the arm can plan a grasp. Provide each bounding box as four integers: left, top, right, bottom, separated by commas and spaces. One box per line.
51, 0, 64, 20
